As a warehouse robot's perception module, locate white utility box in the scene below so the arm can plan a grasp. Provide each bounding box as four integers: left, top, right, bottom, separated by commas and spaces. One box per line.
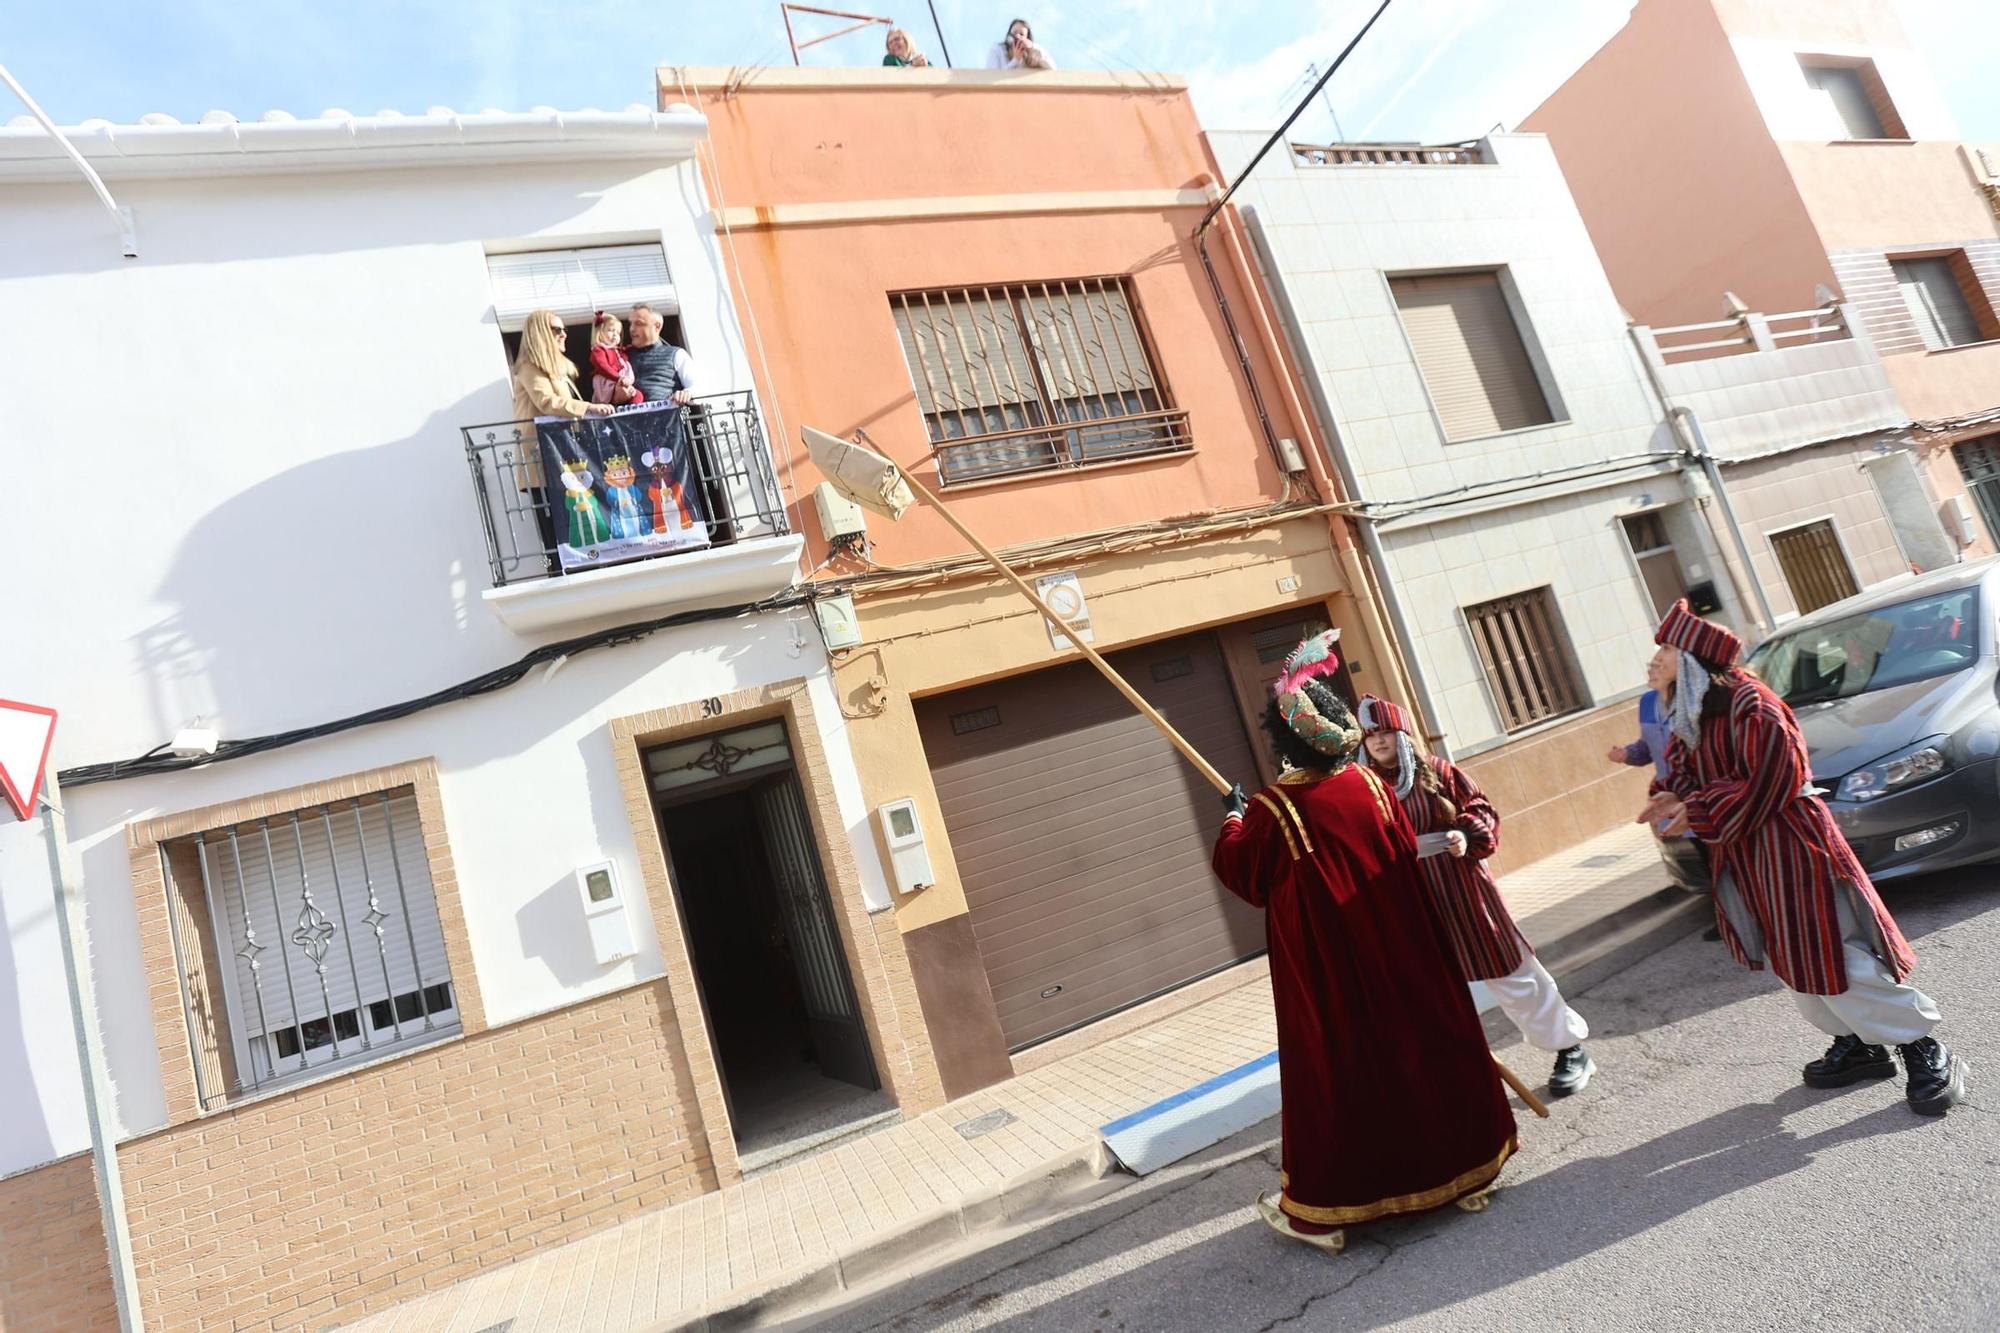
876, 798, 936, 895
814, 481, 869, 540
574, 859, 637, 964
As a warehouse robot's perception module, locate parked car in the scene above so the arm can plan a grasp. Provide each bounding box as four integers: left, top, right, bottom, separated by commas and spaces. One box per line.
1746, 557, 2000, 883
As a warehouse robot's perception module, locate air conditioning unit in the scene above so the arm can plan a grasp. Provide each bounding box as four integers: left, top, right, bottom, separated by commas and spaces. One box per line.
813, 481, 868, 540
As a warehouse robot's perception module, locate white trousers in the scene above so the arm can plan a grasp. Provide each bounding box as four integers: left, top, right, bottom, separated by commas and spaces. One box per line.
1486, 955, 1589, 1052
1789, 885, 1941, 1047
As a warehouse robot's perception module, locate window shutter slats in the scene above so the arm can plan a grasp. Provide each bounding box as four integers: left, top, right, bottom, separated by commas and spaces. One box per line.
1390, 272, 1553, 441
1893, 258, 1982, 351
487, 244, 678, 331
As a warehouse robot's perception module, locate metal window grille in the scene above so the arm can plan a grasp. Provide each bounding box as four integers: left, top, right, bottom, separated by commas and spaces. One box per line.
462, 390, 789, 588
888, 278, 1192, 486
1954, 437, 2000, 547
1464, 588, 1588, 732
158, 787, 459, 1108
1770, 520, 1860, 615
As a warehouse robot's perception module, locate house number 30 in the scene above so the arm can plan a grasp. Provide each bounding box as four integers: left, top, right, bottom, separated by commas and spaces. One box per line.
701, 697, 725, 717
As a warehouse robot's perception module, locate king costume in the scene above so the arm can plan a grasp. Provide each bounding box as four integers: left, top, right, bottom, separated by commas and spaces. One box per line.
1356, 695, 1595, 1097
1646, 599, 1968, 1115
1212, 631, 1517, 1253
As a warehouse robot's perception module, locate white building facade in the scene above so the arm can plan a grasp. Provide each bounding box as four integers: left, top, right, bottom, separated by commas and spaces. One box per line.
0, 107, 939, 1330
1213, 131, 1739, 866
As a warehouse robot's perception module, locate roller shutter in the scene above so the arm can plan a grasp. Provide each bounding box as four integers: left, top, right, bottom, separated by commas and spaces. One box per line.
917, 631, 1266, 1049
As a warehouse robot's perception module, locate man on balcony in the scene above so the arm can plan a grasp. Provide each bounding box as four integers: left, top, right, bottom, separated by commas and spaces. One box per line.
628, 304, 694, 406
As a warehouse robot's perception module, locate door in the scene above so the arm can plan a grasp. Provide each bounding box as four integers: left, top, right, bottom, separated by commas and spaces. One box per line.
753, 775, 878, 1089
916, 630, 1267, 1050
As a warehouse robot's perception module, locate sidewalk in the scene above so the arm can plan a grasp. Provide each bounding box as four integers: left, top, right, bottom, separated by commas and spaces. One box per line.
341, 820, 1694, 1332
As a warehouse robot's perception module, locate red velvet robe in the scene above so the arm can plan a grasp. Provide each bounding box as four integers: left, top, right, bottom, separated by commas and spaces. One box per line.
1661, 671, 1916, 995
1213, 764, 1517, 1228
1388, 757, 1530, 981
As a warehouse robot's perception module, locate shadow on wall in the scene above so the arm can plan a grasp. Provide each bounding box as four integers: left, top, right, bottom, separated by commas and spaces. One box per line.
132, 386, 511, 755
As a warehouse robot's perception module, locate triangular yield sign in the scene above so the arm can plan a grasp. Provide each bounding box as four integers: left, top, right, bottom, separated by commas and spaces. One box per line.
0, 698, 58, 820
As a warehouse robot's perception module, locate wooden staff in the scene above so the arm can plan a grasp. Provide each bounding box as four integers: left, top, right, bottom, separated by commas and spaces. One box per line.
890, 460, 1234, 795
1492, 1054, 1550, 1118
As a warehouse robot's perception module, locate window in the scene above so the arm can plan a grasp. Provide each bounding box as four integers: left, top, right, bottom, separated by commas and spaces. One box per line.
1750, 587, 1980, 707
1769, 519, 1860, 615
1954, 436, 2000, 547
159, 787, 459, 1106
486, 243, 679, 331
1389, 271, 1556, 442
889, 278, 1190, 485
1799, 58, 1906, 140
1891, 255, 1997, 351
1620, 510, 1688, 620
1464, 587, 1588, 731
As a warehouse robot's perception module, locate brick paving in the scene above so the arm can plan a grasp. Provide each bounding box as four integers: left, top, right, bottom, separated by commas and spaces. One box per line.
337, 820, 1676, 1332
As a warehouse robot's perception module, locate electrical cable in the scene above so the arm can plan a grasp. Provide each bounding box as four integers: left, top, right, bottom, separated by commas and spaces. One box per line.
57, 588, 813, 790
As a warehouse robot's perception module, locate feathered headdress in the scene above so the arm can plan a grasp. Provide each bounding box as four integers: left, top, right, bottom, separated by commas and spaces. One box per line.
1273, 629, 1360, 760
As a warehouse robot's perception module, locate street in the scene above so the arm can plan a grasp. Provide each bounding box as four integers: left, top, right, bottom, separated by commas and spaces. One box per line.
802, 868, 2000, 1333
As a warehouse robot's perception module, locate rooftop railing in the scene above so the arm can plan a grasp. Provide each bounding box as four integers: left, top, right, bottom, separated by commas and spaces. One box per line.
1291, 140, 1484, 167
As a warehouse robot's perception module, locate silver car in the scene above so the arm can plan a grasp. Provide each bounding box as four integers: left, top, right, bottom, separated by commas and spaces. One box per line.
1747, 557, 2000, 882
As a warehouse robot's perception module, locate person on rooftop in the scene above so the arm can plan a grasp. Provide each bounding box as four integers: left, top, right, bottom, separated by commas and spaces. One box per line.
883, 27, 930, 67
985, 18, 1055, 69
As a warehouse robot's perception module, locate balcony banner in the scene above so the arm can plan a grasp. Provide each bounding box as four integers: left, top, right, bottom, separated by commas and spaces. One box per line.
536, 402, 711, 571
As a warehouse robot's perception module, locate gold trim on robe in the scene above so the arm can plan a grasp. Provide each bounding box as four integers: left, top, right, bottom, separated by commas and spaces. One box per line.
1252, 793, 1301, 861
1270, 790, 1316, 855
1280, 1138, 1516, 1226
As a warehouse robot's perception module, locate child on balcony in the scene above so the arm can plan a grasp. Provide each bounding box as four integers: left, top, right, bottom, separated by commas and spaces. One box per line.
589, 311, 645, 407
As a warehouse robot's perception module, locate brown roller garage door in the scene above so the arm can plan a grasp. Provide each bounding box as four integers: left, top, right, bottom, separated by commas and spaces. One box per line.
916, 630, 1267, 1050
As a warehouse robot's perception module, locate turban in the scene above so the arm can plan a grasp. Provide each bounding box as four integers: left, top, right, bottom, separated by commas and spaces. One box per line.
1273, 630, 1361, 761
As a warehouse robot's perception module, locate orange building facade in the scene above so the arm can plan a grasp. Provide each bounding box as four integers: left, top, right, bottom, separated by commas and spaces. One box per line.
664, 66, 1405, 1094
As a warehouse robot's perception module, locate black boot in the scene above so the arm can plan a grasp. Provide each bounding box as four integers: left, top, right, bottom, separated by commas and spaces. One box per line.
1898, 1037, 1968, 1116
1549, 1045, 1595, 1097
1802, 1033, 1897, 1088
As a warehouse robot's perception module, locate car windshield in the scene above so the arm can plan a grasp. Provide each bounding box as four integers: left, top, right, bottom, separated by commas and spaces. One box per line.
1750, 587, 1983, 706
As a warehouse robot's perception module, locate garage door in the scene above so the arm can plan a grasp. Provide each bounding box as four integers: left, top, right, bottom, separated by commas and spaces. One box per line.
916, 631, 1267, 1050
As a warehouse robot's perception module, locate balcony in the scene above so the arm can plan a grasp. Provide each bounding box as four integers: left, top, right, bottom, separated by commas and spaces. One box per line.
463, 390, 803, 633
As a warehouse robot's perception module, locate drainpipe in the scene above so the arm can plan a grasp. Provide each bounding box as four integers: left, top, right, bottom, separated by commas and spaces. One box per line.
1201, 202, 1433, 738
1673, 405, 1777, 633
1227, 207, 1455, 759
1624, 324, 1776, 634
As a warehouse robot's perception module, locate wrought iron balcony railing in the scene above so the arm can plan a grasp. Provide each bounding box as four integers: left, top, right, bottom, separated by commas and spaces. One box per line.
462, 390, 789, 588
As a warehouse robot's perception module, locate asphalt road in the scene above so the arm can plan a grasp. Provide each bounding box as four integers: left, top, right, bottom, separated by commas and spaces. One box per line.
798, 867, 2000, 1333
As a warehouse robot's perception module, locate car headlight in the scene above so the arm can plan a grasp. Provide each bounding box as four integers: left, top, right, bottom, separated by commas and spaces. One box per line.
1837, 739, 1951, 802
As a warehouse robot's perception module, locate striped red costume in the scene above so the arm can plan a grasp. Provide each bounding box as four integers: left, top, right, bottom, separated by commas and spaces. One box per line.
1392, 756, 1529, 981
1643, 599, 1963, 1116
1659, 654, 1915, 995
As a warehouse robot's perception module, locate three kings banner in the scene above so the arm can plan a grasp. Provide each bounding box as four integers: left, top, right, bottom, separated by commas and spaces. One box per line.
536, 403, 711, 571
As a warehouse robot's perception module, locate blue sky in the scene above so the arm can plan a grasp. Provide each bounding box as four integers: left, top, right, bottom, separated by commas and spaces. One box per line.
8, 1, 1999, 144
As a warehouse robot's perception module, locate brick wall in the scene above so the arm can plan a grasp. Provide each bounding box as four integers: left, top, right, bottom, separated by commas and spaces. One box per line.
0, 1154, 118, 1332
117, 979, 709, 1331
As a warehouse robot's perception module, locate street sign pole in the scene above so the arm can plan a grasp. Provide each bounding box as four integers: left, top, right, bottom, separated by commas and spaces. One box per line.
40, 769, 146, 1332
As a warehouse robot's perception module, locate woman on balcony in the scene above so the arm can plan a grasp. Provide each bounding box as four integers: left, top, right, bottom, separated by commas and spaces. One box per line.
510, 310, 613, 565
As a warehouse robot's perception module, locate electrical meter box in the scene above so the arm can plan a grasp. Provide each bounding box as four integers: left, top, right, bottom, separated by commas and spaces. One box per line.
813, 482, 868, 540
574, 859, 637, 965
876, 798, 936, 895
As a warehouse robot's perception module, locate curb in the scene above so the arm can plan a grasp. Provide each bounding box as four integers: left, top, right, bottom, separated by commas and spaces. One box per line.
650, 1142, 1125, 1331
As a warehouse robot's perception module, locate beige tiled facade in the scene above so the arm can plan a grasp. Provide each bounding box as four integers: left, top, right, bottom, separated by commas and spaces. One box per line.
1458, 699, 1659, 877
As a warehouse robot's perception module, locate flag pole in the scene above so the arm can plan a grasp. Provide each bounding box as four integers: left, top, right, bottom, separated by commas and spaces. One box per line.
886, 457, 1233, 794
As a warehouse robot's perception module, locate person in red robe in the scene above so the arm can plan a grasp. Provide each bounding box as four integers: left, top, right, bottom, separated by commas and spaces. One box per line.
1356, 695, 1595, 1097
1213, 630, 1518, 1253
1639, 600, 1967, 1115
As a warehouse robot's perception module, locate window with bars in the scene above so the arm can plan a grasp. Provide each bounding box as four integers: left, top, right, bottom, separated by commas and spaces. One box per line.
889, 278, 1191, 485
1890, 254, 1998, 351
1464, 588, 1588, 732
1770, 519, 1860, 615
1953, 436, 2000, 548
158, 787, 459, 1107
